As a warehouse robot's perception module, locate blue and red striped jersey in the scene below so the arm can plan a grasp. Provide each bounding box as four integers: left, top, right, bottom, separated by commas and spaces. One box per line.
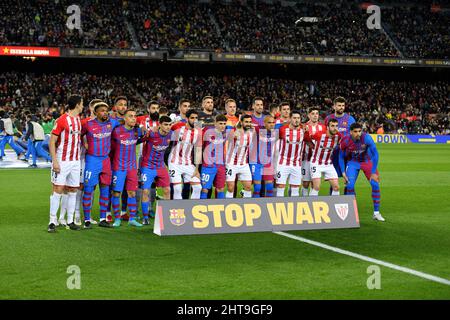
111, 125, 143, 171
251, 114, 266, 130
82, 118, 120, 157
202, 128, 226, 167
141, 130, 172, 169
324, 113, 356, 136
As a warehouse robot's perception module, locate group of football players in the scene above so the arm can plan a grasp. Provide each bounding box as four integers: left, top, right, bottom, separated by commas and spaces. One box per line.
47, 94, 384, 233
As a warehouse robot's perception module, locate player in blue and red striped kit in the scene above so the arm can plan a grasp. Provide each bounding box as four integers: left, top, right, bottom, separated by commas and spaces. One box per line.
111, 109, 145, 227
200, 114, 228, 199
325, 96, 356, 194
339, 123, 385, 222
81, 101, 120, 229
139, 115, 172, 225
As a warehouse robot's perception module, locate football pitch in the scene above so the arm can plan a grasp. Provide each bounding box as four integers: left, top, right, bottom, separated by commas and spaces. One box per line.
0, 144, 449, 299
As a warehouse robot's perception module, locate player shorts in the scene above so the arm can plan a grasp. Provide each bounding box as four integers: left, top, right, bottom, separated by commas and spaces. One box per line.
168, 163, 201, 184
51, 160, 81, 187
276, 164, 302, 185
140, 167, 170, 189
346, 160, 380, 181
225, 164, 252, 182
332, 149, 343, 177
201, 165, 226, 190
301, 161, 312, 182
83, 155, 112, 188
112, 169, 138, 192
310, 163, 338, 180
249, 163, 263, 181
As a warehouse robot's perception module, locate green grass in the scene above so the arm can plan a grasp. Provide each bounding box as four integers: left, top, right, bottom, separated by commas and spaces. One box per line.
0, 144, 449, 299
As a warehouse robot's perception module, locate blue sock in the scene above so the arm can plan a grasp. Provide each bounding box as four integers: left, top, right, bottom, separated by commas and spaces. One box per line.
112, 195, 121, 219
200, 190, 209, 199
370, 180, 380, 212
142, 201, 150, 218
99, 186, 109, 220
265, 183, 274, 197
253, 183, 261, 198
217, 191, 225, 199
128, 196, 137, 220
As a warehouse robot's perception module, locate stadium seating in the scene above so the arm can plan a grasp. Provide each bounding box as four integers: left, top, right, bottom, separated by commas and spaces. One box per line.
1, 72, 448, 135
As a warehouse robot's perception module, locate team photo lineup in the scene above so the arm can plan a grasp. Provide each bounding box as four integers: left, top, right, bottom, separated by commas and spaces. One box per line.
45, 93, 383, 232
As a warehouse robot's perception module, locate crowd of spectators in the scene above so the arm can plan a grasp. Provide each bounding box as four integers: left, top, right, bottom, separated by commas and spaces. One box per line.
0, 0, 131, 49
1, 72, 448, 135
383, 5, 450, 59
0, 0, 448, 59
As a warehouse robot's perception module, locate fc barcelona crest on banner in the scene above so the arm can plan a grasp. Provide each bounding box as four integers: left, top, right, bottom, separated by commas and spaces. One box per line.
334, 203, 349, 221
169, 209, 186, 226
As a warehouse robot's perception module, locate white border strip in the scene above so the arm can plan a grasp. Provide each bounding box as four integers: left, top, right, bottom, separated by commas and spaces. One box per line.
274, 231, 450, 286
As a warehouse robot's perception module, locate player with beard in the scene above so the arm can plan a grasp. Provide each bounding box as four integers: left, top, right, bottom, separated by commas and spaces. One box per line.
136, 101, 160, 218
324, 96, 356, 194
225, 115, 254, 198
198, 96, 216, 128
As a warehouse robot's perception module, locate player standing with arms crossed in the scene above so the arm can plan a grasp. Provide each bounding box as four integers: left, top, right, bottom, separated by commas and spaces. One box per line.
169, 109, 203, 200
300, 107, 326, 196
225, 115, 254, 198
339, 123, 385, 221
305, 118, 342, 196
48, 95, 83, 232
276, 111, 305, 197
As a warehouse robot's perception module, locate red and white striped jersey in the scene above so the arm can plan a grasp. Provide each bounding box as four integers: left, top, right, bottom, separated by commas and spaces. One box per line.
307, 131, 342, 165
136, 115, 158, 130
51, 113, 82, 162
278, 125, 304, 166
169, 122, 201, 165
226, 129, 254, 166
301, 122, 326, 162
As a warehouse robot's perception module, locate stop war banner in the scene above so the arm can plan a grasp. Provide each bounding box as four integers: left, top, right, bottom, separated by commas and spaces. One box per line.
154, 195, 359, 236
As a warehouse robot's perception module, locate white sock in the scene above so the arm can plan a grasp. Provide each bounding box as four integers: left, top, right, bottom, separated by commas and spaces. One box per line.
59, 193, 68, 220
66, 192, 77, 224
226, 191, 234, 199
49, 192, 62, 225
301, 187, 309, 197
309, 189, 319, 196
277, 188, 285, 197
331, 190, 340, 196
242, 190, 252, 198
190, 184, 202, 199
74, 189, 82, 219
173, 184, 183, 199
291, 188, 300, 196
374, 211, 380, 215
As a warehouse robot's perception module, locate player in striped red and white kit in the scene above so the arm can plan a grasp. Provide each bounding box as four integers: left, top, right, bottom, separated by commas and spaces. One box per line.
48, 95, 84, 233
304, 118, 342, 196
300, 107, 326, 196
168, 109, 203, 199
225, 114, 254, 198
276, 110, 305, 197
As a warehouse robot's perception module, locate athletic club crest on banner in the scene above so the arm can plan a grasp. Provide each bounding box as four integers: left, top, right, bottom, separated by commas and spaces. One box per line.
334, 204, 349, 221
169, 209, 186, 226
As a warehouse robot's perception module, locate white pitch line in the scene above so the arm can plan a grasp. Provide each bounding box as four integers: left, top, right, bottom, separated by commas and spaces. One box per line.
274, 231, 450, 287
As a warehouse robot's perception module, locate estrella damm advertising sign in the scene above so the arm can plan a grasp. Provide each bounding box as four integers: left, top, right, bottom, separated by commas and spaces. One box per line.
154, 196, 359, 236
